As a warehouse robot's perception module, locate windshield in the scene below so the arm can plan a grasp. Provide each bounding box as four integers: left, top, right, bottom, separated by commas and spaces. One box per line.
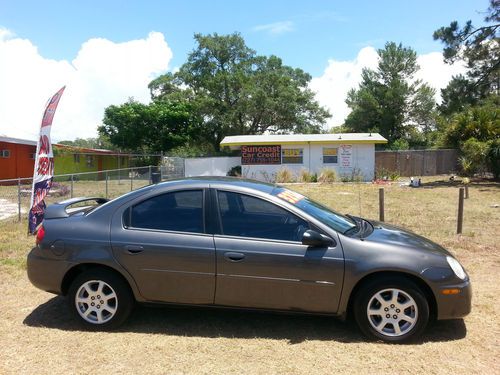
273, 188, 357, 234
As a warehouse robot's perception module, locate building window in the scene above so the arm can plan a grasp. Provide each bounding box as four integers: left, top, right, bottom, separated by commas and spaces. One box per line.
282, 148, 303, 164
86, 155, 94, 167
323, 147, 338, 164
1, 150, 10, 158
73, 154, 80, 163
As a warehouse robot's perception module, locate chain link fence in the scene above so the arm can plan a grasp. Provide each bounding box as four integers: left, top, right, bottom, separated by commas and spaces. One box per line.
0, 166, 159, 223
161, 157, 185, 179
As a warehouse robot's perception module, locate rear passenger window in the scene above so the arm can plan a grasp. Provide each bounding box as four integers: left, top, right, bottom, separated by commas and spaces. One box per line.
126, 190, 204, 233
217, 191, 309, 242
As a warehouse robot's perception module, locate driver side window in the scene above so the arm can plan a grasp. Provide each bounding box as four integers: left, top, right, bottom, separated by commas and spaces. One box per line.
217, 191, 309, 242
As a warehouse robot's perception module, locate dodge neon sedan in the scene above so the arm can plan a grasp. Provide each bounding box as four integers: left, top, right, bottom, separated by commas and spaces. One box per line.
27, 177, 471, 343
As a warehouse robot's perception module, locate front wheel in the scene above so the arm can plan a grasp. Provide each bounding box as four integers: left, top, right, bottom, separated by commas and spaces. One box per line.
67, 269, 134, 330
353, 278, 429, 343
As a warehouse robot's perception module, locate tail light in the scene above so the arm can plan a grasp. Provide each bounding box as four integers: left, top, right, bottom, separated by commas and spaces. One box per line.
36, 226, 45, 245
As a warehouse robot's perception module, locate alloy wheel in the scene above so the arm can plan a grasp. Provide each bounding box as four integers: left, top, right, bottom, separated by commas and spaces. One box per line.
366, 288, 418, 337
75, 280, 118, 324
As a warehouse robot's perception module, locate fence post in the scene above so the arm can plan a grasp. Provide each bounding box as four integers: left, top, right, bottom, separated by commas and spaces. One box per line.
70, 174, 74, 198
464, 185, 469, 199
379, 188, 385, 222
17, 178, 21, 222
105, 172, 109, 199
149, 165, 152, 184
130, 173, 133, 191
457, 187, 464, 234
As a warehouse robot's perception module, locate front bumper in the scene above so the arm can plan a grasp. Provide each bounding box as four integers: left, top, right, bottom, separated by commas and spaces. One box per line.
27, 246, 70, 295
435, 278, 472, 320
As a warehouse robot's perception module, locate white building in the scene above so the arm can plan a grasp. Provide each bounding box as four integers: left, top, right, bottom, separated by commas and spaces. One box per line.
220, 133, 387, 181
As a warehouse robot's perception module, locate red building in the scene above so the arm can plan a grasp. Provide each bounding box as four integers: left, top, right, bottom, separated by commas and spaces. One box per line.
0, 136, 37, 180
0, 136, 137, 181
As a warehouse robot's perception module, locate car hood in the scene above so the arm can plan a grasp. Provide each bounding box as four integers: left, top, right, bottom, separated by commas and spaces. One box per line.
362, 220, 452, 257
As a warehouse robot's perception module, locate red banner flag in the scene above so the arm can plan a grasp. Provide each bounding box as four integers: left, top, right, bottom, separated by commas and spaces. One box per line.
28, 86, 65, 234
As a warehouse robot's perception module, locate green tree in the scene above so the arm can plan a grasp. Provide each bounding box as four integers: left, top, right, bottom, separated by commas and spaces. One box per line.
344, 42, 437, 147
439, 97, 500, 177
433, 0, 500, 114
58, 135, 115, 150
98, 99, 199, 154
437, 75, 478, 116
150, 33, 330, 151
440, 96, 499, 147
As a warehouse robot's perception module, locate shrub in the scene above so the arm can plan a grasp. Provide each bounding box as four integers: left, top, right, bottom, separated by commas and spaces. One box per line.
388, 171, 400, 181
460, 138, 490, 176
340, 167, 365, 182
459, 156, 475, 177
487, 138, 500, 179
388, 138, 410, 150
318, 168, 336, 183
275, 168, 295, 183
375, 167, 399, 181
227, 165, 241, 177
298, 169, 313, 182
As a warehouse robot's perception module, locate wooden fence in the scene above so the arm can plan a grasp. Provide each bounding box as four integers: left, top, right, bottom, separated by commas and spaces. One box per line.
375, 149, 459, 176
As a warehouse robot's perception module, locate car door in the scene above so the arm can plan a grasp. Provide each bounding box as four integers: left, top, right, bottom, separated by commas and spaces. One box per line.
111, 189, 216, 304
213, 190, 344, 313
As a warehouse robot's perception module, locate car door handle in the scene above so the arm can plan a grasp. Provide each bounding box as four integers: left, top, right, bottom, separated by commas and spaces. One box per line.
124, 245, 144, 254
224, 252, 245, 262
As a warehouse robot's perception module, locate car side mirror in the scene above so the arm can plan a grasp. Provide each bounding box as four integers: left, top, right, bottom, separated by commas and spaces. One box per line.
302, 229, 335, 247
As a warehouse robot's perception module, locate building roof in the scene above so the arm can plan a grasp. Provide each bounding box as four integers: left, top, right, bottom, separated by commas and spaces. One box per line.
0, 136, 135, 156
0, 136, 37, 146
53, 144, 123, 155
220, 133, 387, 148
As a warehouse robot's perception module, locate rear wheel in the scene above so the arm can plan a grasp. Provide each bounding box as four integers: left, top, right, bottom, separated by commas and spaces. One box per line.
353, 277, 429, 343
68, 269, 133, 330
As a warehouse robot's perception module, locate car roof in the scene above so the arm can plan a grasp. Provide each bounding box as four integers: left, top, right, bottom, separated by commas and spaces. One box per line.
155, 176, 278, 194
87, 176, 280, 218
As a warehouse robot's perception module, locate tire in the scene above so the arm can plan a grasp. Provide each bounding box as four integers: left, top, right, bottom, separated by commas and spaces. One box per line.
67, 269, 134, 330
353, 277, 429, 343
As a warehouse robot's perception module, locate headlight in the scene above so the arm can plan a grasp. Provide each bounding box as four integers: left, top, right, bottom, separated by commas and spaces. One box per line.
446, 256, 466, 280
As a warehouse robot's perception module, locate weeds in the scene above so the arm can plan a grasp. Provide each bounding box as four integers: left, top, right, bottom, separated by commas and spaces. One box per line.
298, 169, 316, 183
318, 168, 337, 183
275, 168, 295, 183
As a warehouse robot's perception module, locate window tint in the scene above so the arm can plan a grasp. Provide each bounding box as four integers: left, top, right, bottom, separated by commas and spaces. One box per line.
217, 191, 308, 241
273, 187, 356, 234
128, 190, 204, 233
239, 194, 283, 214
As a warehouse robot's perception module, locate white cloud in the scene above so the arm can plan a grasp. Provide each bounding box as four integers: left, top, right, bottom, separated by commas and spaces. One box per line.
310, 47, 379, 128
310, 47, 466, 129
0, 29, 172, 142
416, 52, 466, 101
253, 21, 294, 35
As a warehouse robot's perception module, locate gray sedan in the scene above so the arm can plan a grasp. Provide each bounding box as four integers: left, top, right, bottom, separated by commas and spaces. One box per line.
27, 177, 471, 343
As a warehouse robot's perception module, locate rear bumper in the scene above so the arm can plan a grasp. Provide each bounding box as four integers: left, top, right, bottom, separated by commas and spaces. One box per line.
27, 247, 70, 295
435, 279, 472, 320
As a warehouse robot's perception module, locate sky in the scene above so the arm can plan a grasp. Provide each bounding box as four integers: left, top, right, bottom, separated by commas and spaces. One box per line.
0, 0, 487, 142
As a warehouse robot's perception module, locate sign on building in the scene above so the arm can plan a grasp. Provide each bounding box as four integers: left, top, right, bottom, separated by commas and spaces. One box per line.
339, 144, 353, 171
241, 145, 281, 165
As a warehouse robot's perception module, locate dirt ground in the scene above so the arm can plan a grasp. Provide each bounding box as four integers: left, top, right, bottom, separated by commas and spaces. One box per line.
0, 178, 499, 374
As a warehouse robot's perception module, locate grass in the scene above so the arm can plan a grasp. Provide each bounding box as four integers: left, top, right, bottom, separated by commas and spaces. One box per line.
0, 176, 499, 374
